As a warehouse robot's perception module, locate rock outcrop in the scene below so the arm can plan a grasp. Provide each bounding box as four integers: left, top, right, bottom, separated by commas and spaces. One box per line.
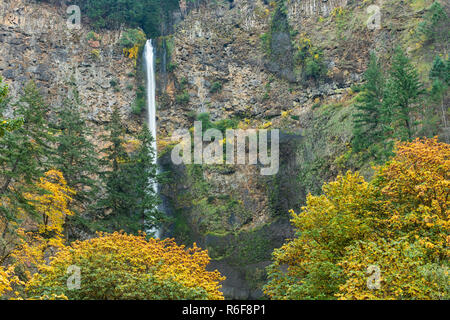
0, 0, 140, 141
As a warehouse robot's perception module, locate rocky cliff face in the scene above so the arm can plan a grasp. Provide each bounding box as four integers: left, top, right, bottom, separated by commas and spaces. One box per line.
156, 0, 363, 299
0, 0, 141, 144
157, 0, 441, 298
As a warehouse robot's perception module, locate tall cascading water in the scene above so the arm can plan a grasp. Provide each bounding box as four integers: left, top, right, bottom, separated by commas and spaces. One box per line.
143, 40, 161, 238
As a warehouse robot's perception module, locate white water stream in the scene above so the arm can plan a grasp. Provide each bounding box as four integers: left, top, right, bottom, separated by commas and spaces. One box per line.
143, 39, 161, 238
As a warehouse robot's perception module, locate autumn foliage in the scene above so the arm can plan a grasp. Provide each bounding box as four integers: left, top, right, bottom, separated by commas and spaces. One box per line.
264, 137, 449, 300
1, 168, 225, 300
24, 170, 75, 235
25, 232, 225, 300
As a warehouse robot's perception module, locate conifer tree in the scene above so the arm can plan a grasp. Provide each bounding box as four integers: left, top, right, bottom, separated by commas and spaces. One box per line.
0, 82, 54, 258
418, 1, 449, 43
352, 53, 385, 154
429, 56, 449, 128
384, 48, 424, 141
0, 82, 54, 222
126, 124, 162, 231
51, 87, 100, 233
98, 107, 160, 233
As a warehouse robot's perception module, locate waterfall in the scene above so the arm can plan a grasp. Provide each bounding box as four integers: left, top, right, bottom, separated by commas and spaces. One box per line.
143, 39, 161, 238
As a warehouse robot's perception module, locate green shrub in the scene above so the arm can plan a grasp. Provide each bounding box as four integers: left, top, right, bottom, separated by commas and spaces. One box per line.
131, 85, 146, 114
119, 28, 146, 49
209, 81, 223, 93
418, 1, 448, 42
167, 62, 177, 72
175, 91, 190, 105
86, 31, 100, 41
304, 56, 326, 80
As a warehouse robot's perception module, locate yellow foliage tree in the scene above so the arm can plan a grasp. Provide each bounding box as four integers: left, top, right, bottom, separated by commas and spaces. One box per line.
123, 45, 139, 66
26, 232, 226, 300
24, 170, 75, 236
264, 137, 449, 300
337, 238, 449, 300
264, 172, 377, 299
373, 137, 449, 259
1, 170, 74, 298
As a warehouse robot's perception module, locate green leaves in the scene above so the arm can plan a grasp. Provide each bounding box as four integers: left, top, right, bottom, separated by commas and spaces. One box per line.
74, 0, 179, 38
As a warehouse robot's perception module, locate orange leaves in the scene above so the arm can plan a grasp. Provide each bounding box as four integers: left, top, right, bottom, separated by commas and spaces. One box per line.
25, 170, 75, 235
374, 137, 449, 258
26, 232, 225, 300
265, 138, 449, 300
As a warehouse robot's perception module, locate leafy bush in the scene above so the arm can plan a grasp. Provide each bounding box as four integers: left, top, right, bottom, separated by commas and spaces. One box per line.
167, 62, 178, 72
175, 91, 190, 105
131, 86, 146, 115
209, 81, 223, 94
86, 31, 100, 41
119, 28, 146, 49
26, 232, 225, 300
304, 56, 326, 80
294, 35, 327, 81
195, 113, 239, 135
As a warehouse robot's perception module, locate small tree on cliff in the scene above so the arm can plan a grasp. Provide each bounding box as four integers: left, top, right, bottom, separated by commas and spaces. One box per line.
0, 77, 22, 137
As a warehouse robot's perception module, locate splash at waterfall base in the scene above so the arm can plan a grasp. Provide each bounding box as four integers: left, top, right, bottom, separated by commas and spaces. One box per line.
170, 121, 280, 176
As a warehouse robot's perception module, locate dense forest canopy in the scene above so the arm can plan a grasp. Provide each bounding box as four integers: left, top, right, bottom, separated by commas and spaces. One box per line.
38, 0, 180, 37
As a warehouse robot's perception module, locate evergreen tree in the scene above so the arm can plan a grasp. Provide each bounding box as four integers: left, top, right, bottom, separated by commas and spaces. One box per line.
98, 107, 160, 233
430, 55, 449, 83
384, 48, 424, 141
72, 0, 180, 37
0, 82, 54, 253
429, 56, 449, 128
125, 124, 162, 231
51, 87, 100, 233
418, 1, 449, 43
352, 53, 385, 155
0, 77, 23, 137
